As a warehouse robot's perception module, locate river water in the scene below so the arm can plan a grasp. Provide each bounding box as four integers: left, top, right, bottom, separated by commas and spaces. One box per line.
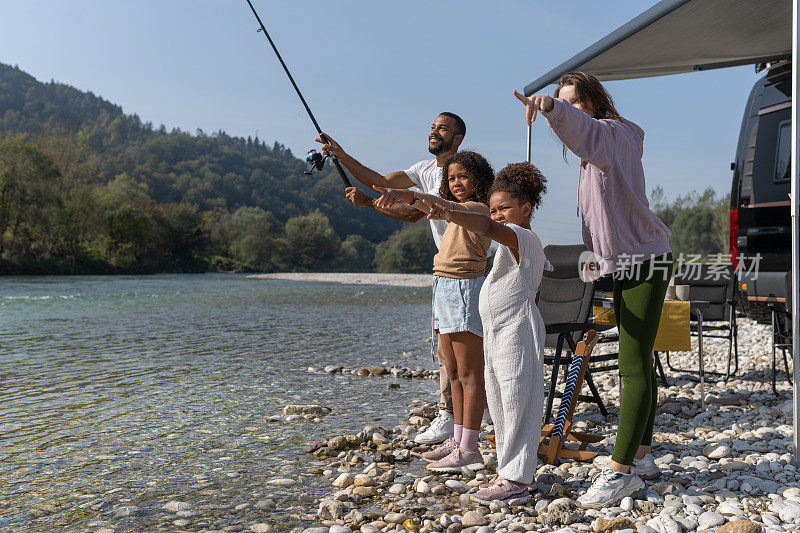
0, 274, 435, 532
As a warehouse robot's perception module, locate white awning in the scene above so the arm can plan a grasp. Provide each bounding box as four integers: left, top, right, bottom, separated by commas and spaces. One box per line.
524, 0, 791, 95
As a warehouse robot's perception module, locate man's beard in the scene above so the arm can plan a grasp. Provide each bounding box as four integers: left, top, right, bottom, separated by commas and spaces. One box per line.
428, 136, 453, 155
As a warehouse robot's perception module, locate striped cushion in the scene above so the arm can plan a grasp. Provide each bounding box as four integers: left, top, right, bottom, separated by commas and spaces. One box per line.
552, 353, 584, 439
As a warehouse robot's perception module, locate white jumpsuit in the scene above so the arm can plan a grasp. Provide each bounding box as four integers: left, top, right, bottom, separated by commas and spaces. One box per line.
478, 223, 546, 484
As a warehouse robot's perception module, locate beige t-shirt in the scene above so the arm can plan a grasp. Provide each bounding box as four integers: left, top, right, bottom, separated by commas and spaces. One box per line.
433, 201, 492, 279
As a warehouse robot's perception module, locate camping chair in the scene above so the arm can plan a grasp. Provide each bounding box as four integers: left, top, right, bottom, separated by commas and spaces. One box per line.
539, 330, 603, 464
540, 244, 617, 422
768, 272, 793, 395
663, 264, 739, 380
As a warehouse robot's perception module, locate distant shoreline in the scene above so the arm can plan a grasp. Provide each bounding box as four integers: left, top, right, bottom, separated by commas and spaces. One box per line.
247, 272, 432, 287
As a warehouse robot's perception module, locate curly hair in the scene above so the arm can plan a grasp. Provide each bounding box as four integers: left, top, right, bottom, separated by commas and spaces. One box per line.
438, 151, 495, 204
489, 162, 547, 210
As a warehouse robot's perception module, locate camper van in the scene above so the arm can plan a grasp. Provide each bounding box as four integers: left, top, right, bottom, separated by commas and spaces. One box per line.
731, 63, 792, 323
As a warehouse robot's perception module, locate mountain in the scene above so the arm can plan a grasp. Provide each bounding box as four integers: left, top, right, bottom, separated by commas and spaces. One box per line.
0, 62, 402, 244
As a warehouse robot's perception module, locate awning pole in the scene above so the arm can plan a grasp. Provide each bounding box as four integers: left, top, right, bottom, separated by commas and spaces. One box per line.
526, 123, 532, 163
792, 0, 799, 464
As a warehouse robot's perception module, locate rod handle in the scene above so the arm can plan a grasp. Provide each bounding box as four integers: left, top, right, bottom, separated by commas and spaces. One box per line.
318, 133, 353, 188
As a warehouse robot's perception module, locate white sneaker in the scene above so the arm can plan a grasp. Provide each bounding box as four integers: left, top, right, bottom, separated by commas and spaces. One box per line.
414, 410, 453, 444
593, 454, 661, 480
577, 466, 645, 509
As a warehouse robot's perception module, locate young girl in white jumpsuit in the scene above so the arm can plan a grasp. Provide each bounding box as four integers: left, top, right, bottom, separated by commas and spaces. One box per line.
421, 162, 548, 503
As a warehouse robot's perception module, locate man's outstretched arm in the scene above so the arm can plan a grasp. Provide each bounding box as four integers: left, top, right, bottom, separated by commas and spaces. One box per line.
316, 134, 416, 189
345, 187, 425, 223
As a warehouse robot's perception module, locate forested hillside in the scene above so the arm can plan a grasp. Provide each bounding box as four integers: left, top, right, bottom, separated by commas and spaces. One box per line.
0, 63, 436, 274
0, 63, 726, 275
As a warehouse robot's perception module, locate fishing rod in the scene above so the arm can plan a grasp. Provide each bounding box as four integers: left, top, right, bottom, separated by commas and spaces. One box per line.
244, 0, 353, 188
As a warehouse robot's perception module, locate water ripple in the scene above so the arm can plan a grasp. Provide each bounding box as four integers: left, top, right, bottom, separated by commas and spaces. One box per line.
0, 274, 434, 531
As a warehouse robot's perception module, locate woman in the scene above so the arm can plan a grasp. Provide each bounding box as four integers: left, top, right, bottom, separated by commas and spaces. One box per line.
514, 72, 673, 508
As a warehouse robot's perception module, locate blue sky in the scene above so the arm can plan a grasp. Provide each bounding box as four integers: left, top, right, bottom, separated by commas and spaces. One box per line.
0, 1, 758, 245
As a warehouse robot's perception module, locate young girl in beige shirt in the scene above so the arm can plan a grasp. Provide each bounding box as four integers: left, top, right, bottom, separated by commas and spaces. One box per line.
374, 151, 494, 472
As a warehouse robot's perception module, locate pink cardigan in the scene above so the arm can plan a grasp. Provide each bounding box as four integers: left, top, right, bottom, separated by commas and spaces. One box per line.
543, 98, 671, 275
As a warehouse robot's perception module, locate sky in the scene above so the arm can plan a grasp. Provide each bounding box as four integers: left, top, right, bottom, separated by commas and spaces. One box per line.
0, 1, 760, 246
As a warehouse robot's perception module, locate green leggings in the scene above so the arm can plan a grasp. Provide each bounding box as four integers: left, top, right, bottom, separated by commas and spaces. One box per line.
610, 253, 673, 466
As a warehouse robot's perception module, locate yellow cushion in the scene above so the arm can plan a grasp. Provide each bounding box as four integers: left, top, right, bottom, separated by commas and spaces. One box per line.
654, 301, 691, 351
592, 301, 690, 351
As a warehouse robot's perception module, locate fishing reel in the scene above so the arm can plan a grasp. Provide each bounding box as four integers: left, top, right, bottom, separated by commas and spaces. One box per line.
304, 149, 329, 175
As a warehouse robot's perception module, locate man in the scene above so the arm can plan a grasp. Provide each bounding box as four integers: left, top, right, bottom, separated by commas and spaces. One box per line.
316, 112, 466, 444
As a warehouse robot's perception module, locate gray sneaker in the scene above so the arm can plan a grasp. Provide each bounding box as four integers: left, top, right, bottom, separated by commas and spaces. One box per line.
577, 466, 645, 509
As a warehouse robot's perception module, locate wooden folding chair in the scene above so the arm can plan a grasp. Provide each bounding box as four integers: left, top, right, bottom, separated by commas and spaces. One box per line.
538, 330, 603, 464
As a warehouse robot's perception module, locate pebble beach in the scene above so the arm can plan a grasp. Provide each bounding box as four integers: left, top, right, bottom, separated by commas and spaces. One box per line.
236, 276, 796, 533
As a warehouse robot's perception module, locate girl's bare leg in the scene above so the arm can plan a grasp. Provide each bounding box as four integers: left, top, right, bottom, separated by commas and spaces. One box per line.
439, 333, 462, 427
449, 331, 485, 430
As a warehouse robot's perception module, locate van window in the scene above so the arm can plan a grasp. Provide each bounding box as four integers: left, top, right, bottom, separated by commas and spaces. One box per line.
775, 120, 791, 183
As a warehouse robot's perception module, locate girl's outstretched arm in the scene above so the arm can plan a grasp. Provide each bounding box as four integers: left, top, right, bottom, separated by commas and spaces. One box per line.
372, 186, 469, 214
421, 199, 521, 261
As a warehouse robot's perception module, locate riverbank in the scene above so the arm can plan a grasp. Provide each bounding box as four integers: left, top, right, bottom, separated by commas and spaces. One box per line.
248, 273, 433, 287
277, 317, 798, 533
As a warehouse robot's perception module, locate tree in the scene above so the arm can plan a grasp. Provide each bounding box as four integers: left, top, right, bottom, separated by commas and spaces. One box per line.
651, 186, 730, 257
282, 210, 340, 271
155, 203, 208, 271
374, 223, 436, 273
0, 134, 62, 262
337, 234, 376, 272
227, 206, 281, 271
96, 174, 157, 269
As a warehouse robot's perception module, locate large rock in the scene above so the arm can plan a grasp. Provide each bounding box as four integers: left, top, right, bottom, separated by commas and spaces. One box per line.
388, 483, 405, 494
250, 525, 277, 533
354, 474, 376, 487
595, 517, 634, 533
352, 486, 377, 498
163, 501, 193, 512
703, 443, 731, 459
283, 404, 331, 417
697, 511, 725, 529
328, 436, 347, 450
384, 512, 409, 524
333, 473, 354, 488
548, 498, 575, 512
715, 520, 763, 533
656, 514, 681, 533
778, 506, 800, 523
461, 511, 490, 527
317, 498, 345, 520
445, 480, 471, 494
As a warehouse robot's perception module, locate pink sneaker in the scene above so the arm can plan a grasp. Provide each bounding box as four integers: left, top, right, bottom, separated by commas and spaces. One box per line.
426, 447, 484, 473
422, 438, 458, 462
478, 477, 502, 490
470, 478, 529, 504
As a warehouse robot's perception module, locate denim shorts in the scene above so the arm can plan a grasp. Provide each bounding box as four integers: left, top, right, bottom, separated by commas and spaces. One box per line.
432, 275, 485, 338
